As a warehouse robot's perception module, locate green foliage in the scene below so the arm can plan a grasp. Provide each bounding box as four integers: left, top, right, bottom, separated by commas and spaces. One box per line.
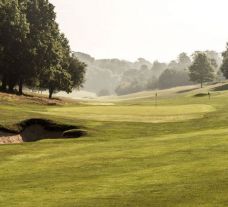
220, 43, 228, 79
115, 80, 144, 95
189, 52, 214, 87
0, 0, 86, 98
159, 69, 193, 89
0, 0, 30, 91
40, 65, 72, 99
178, 52, 192, 68
68, 57, 87, 89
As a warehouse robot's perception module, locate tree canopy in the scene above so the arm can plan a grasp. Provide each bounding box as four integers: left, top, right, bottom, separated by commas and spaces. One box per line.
221, 43, 228, 79
189, 52, 214, 88
0, 0, 86, 98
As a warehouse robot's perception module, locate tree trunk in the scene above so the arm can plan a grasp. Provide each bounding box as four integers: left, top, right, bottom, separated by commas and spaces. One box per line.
18, 79, 23, 95
49, 88, 53, 99
8, 82, 15, 93
1, 76, 7, 91
200, 81, 203, 88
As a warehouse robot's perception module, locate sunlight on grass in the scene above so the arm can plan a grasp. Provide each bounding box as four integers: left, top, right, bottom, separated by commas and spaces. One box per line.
43, 104, 215, 123
1, 87, 228, 207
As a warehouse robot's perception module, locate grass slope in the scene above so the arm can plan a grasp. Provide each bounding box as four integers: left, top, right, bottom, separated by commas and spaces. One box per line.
1, 85, 228, 207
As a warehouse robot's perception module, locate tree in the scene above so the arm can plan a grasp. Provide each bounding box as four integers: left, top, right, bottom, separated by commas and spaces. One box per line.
221, 43, 228, 79
115, 80, 143, 96
178, 53, 191, 66
147, 75, 158, 90
40, 65, 72, 99
178, 53, 191, 69
205, 50, 222, 71
0, 0, 30, 92
38, 31, 72, 99
0, 0, 87, 98
159, 69, 192, 89
189, 52, 214, 88
68, 57, 86, 89
151, 61, 167, 77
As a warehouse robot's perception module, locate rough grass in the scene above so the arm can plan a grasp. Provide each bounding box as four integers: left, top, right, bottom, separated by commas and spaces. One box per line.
1, 85, 228, 207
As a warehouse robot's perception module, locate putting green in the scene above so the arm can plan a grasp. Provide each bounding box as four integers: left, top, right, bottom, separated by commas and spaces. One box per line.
44, 104, 215, 123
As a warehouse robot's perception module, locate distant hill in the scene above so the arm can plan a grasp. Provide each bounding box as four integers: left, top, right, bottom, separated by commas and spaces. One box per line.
74, 52, 165, 95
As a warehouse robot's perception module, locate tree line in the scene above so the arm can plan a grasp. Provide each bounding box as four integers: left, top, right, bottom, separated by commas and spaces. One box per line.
115, 52, 220, 95
75, 50, 224, 96
115, 48, 228, 95
0, 0, 86, 98
188, 47, 228, 88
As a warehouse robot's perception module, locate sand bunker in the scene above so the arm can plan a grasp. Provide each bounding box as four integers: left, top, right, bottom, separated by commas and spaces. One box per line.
0, 119, 87, 145
0, 130, 23, 144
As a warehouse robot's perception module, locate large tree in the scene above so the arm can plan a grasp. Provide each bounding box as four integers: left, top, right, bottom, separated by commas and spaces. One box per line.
0, 0, 30, 92
0, 0, 86, 97
189, 52, 214, 88
68, 57, 87, 89
178, 52, 191, 69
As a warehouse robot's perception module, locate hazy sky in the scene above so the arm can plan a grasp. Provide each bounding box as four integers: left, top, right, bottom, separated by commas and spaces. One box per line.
50, 0, 228, 62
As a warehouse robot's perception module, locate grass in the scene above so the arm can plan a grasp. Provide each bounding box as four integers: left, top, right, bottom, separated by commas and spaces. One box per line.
1, 85, 228, 206
42, 104, 215, 123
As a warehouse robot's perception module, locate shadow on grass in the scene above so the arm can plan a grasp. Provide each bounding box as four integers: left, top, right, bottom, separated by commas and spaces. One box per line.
177, 87, 199, 94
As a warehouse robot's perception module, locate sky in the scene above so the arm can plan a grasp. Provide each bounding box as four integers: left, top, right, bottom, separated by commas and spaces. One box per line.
50, 0, 228, 62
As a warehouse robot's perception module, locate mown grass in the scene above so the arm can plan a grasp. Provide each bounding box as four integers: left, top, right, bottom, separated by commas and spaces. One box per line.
42, 104, 215, 123
1, 86, 228, 206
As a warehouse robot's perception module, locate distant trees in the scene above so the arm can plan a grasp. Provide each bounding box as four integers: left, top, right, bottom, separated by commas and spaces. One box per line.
221, 43, 228, 79
189, 52, 214, 88
159, 69, 192, 89
151, 61, 167, 77
115, 80, 144, 96
157, 53, 193, 89
178, 53, 192, 70
98, 89, 110, 97
114, 52, 194, 95
146, 76, 158, 90
0, 0, 86, 98
75, 49, 222, 96
115, 69, 146, 95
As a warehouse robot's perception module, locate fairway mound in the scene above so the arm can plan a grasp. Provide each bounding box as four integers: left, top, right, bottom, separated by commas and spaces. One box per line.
0, 119, 87, 144
0, 92, 66, 106
213, 83, 228, 91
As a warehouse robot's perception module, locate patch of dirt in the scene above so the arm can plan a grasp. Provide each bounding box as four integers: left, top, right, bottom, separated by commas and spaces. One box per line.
0, 119, 87, 145
0, 92, 68, 106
